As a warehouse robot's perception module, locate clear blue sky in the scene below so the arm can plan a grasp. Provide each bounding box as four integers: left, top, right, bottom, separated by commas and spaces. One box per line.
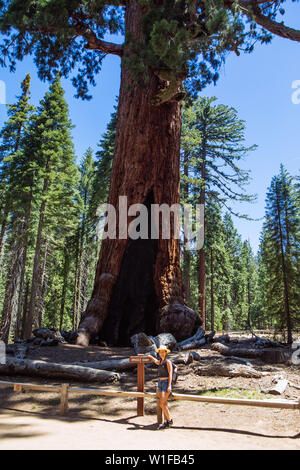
0, 4, 299, 254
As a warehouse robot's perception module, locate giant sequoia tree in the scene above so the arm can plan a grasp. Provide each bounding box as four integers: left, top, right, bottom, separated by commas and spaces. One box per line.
1, 1, 300, 346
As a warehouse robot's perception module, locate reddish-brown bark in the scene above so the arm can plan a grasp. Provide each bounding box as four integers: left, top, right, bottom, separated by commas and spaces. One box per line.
77, 1, 200, 346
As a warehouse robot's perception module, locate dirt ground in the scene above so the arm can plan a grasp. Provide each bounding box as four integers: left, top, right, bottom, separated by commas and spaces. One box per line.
0, 343, 299, 450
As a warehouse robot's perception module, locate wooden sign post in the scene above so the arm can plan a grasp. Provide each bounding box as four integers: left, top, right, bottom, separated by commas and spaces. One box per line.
129, 354, 152, 416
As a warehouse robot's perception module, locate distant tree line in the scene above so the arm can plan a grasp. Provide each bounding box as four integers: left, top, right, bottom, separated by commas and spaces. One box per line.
0, 76, 298, 343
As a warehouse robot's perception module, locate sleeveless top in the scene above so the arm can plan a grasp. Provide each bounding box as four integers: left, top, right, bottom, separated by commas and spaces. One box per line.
157, 359, 169, 378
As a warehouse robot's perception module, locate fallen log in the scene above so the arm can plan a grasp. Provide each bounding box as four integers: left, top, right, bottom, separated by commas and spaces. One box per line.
190, 351, 202, 361
211, 342, 263, 358
194, 362, 266, 378
204, 331, 216, 343
33, 328, 67, 344
289, 382, 300, 391
171, 352, 194, 365
73, 358, 136, 371
212, 334, 230, 344
211, 342, 289, 364
247, 325, 285, 348
268, 376, 288, 395
6, 344, 28, 359
175, 327, 206, 351
176, 337, 206, 351
224, 356, 253, 367
0, 358, 120, 383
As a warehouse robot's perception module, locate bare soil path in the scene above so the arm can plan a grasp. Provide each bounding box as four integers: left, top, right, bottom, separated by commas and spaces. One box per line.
0, 406, 299, 450
0, 343, 299, 450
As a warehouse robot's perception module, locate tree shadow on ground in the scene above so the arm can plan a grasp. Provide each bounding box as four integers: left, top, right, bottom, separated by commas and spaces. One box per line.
1, 404, 299, 441
123, 420, 300, 439
0, 417, 47, 440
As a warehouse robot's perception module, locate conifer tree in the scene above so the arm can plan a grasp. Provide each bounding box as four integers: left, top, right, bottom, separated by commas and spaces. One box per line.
0, 74, 35, 342
90, 106, 117, 221
73, 147, 95, 328
181, 97, 256, 327
241, 239, 258, 330
222, 212, 247, 329
204, 198, 232, 331
259, 166, 299, 342
24, 74, 78, 338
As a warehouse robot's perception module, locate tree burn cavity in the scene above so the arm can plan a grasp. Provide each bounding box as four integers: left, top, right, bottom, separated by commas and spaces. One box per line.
100, 190, 159, 346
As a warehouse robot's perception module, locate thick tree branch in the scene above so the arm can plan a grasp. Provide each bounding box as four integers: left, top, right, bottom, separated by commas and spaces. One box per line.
69, 13, 124, 56
245, 2, 300, 42
225, 1, 300, 42
82, 33, 124, 55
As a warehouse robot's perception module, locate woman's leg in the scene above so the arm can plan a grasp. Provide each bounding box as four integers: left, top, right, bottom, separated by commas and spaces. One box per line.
159, 391, 171, 421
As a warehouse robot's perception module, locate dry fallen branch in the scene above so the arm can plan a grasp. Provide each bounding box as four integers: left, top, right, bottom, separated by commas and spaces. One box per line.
194, 362, 266, 379
175, 327, 206, 351
0, 358, 120, 383
211, 342, 263, 358
211, 342, 289, 363
72, 358, 136, 371
267, 376, 288, 395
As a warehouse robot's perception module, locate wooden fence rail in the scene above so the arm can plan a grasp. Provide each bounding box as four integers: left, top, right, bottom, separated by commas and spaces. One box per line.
0, 379, 299, 423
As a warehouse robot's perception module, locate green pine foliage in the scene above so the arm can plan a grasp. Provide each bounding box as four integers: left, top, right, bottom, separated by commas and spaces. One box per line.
180, 97, 258, 329
0, 74, 36, 341
23, 73, 80, 336
90, 104, 117, 221
257, 165, 299, 342
0, 76, 118, 340
0, 1, 281, 100
0, 75, 299, 340
181, 97, 257, 214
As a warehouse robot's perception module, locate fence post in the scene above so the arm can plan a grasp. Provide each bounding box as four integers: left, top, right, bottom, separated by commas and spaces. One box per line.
60, 383, 69, 416
137, 363, 145, 416
156, 385, 162, 425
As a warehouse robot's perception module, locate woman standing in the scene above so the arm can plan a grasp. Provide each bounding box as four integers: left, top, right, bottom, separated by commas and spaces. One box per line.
149, 345, 173, 430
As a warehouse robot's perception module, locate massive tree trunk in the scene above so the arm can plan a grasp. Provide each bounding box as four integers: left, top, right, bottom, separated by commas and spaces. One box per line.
77, 2, 200, 347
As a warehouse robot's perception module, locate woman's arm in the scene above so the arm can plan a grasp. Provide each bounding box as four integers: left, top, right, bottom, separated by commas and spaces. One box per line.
148, 355, 160, 366
167, 360, 172, 392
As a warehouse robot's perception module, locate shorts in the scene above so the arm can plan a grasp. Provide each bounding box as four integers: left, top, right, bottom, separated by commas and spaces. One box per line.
157, 379, 171, 393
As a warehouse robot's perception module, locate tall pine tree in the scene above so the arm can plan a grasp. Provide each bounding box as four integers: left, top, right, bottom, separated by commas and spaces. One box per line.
259, 165, 299, 343
24, 74, 78, 338
181, 97, 256, 328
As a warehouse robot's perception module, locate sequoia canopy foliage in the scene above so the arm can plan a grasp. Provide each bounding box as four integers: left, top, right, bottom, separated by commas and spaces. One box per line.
0, 1, 299, 103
